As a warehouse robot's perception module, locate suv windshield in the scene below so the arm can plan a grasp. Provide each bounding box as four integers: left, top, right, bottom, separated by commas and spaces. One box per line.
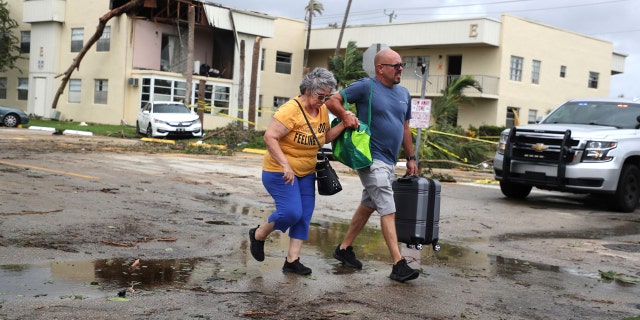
542, 101, 640, 129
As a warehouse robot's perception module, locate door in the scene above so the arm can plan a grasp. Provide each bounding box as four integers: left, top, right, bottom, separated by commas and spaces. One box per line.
33, 77, 47, 117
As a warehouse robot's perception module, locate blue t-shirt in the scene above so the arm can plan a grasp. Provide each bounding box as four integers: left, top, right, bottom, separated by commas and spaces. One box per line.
342, 78, 411, 165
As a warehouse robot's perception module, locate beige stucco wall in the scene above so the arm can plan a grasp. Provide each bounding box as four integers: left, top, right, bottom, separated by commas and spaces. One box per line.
494, 14, 613, 126
257, 17, 306, 129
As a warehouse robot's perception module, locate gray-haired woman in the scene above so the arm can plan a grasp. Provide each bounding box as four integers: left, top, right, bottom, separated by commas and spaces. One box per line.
248, 67, 346, 275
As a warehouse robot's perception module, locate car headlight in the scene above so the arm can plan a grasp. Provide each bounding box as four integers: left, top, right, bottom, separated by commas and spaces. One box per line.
153, 119, 169, 125
582, 141, 616, 162
497, 132, 509, 154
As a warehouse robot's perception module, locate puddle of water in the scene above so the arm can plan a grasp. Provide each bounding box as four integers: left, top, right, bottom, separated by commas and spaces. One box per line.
1, 222, 637, 303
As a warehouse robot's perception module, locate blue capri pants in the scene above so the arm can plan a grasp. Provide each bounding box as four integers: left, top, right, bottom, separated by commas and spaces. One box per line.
261, 171, 316, 240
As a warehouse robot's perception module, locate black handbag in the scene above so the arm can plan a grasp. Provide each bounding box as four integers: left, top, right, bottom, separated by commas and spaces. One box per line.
294, 99, 342, 196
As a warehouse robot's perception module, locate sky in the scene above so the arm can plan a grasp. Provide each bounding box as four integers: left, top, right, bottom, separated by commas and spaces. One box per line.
207, 0, 639, 99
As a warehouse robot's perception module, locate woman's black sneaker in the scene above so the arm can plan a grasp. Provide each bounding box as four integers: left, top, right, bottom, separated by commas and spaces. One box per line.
248, 226, 265, 261
282, 258, 312, 275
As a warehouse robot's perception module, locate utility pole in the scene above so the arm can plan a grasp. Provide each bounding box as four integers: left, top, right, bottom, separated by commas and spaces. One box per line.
384, 9, 396, 23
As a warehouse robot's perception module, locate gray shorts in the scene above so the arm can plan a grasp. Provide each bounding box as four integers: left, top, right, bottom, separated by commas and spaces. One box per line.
357, 159, 396, 216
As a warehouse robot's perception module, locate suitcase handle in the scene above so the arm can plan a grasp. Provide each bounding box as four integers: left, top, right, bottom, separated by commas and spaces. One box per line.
396, 174, 419, 184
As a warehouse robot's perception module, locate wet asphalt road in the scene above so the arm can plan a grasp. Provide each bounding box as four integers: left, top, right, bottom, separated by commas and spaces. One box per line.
0, 128, 639, 320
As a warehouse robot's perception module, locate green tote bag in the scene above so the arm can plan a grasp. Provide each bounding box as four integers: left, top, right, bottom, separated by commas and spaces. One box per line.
331, 79, 373, 170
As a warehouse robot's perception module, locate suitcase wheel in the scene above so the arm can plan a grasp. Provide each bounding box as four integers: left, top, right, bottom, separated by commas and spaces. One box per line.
433, 244, 441, 251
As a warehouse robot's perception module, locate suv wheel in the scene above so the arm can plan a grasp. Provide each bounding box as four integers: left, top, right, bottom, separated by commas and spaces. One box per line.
500, 180, 532, 199
610, 164, 640, 212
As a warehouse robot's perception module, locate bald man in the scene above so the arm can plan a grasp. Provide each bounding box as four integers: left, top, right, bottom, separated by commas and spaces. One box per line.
325, 49, 420, 282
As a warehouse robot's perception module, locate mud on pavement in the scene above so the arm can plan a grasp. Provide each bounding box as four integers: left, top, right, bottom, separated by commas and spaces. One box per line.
0, 128, 639, 320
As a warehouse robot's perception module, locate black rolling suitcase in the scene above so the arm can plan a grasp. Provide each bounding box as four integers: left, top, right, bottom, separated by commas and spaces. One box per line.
392, 175, 441, 251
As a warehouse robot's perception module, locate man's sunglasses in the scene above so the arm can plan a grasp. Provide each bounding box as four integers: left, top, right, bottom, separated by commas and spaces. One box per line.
314, 92, 332, 102
380, 63, 406, 70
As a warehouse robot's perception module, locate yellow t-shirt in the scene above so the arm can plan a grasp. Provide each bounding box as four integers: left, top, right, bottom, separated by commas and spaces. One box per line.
263, 98, 330, 176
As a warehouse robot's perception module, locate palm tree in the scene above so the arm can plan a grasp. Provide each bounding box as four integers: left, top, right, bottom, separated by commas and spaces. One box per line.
327, 41, 367, 89
335, 0, 352, 56
419, 75, 489, 167
303, 0, 323, 68
430, 75, 482, 127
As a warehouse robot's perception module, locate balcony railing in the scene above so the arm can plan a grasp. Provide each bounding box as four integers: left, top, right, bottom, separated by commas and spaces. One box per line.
401, 75, 499, 98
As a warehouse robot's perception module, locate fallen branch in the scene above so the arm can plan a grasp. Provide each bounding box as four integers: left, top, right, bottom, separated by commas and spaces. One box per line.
0, 209, 63, 216
101, 240, 136, 247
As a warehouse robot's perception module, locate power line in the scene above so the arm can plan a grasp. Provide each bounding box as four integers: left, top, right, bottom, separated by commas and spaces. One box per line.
313, 0, 631, 24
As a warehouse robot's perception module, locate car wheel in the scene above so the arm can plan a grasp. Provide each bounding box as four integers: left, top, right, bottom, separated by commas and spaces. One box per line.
2, 114, 19, 127
146, 125, 154, 138
499, 180, 532, 199
610, 164, 640, 212
136, 121, 142, 135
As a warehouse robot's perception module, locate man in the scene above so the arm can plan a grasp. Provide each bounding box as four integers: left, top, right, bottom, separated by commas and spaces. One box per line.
325, 49, 420, 282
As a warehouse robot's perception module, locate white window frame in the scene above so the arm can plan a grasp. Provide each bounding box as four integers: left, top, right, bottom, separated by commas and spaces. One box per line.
0, 77, 6, 99
510, 56, 523, 81
531, 60, 541, 84
96, 26, 110, 52
94, 79, 108, 104
588, 71, 599, 89
68, 79, 81, 103
18, 78, 29, 100
71, 28, 84, 52
275, 51, 292, 74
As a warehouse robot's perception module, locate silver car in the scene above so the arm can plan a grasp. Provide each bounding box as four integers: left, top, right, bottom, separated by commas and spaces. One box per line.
0, 105, 30, 127
136, 101, 203, 138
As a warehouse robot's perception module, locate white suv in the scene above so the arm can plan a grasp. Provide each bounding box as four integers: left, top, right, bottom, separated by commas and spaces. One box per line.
493, 98, 640, 212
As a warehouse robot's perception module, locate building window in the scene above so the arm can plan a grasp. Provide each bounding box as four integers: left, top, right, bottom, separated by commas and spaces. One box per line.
275, 51, 292, 74
94, 79, 108, 104
68, 79, 81, 103
506, 107, 519, 128
531, 60, 541, 84
96, 26, 110, 52
20, 31, 30, 54
560, 65, 566, 78
273, 96, 289, 108
261, 48, 265, 71
71, 28, 84, 52
588, 71, 599, 89
528, 109, 538, 124
17, 78, 29, 100
0, 77, 6, 99
510, 56, 523, 81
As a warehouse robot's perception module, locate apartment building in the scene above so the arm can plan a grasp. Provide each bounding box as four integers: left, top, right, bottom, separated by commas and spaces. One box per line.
6, 0, 274, 130
307, 14, 626, 128
2, 1, 625, 130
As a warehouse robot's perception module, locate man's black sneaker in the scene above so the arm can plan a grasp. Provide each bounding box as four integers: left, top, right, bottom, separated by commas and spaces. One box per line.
389, 258, 420, 282
333, 245, 363, 269
248, 226, 265, 262
282, 258, 312, 275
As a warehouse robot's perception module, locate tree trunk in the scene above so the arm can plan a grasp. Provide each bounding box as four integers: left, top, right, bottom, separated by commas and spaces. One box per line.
248, 37, 261, 130
238, 40, 245, 122
334, 0, 352, 57
303, 0, 314, 69
51, 0, 144, 109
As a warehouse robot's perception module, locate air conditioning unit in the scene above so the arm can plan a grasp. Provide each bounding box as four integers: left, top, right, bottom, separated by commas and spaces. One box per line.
128, 78, 139, 86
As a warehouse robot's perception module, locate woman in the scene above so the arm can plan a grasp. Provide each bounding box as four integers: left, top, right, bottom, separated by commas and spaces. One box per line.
248, 67, 346, 275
